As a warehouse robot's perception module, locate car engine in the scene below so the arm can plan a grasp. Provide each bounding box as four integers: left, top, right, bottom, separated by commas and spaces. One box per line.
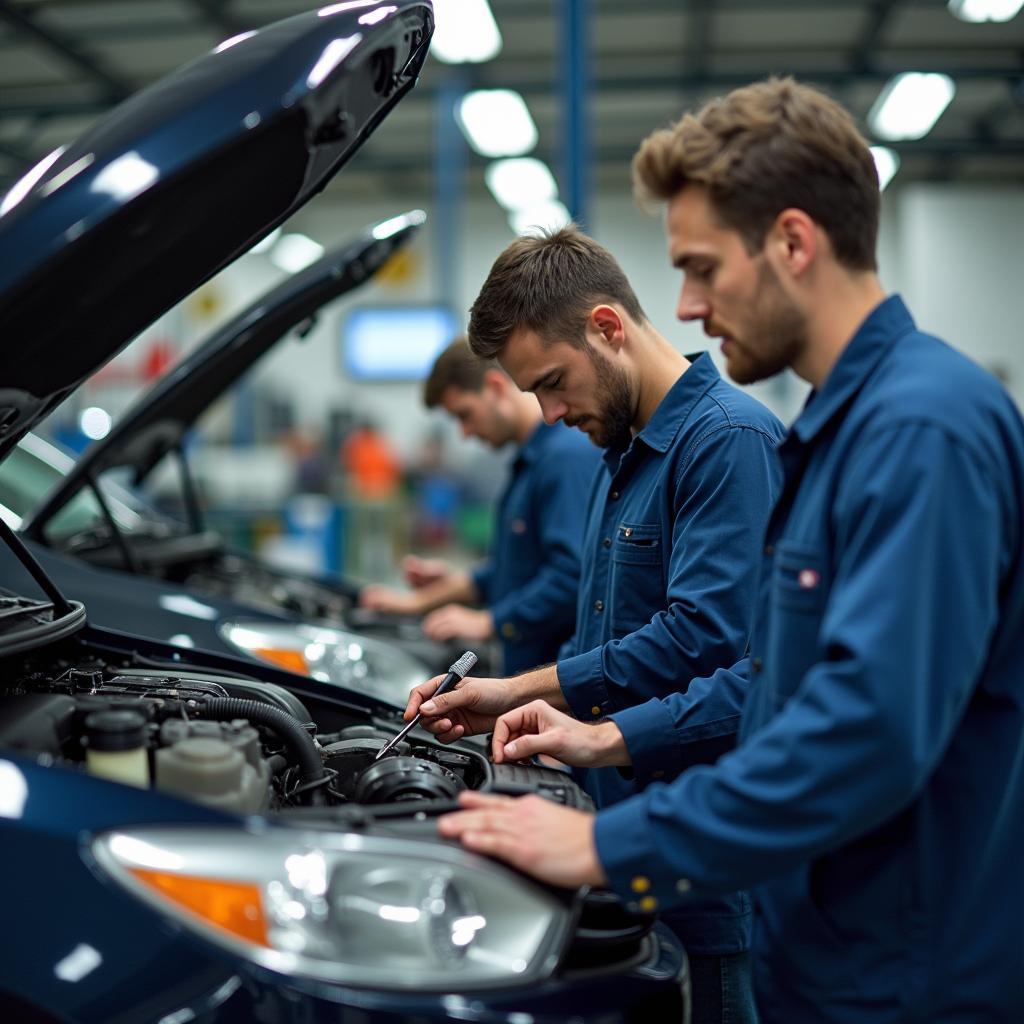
0, 645, 587, 816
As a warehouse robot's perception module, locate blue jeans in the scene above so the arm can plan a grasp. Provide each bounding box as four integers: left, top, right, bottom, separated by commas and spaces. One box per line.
688, 951, 758, 1024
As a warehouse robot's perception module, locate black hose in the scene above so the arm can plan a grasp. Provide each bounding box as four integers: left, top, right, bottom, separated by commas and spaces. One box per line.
201, 698, 325, 805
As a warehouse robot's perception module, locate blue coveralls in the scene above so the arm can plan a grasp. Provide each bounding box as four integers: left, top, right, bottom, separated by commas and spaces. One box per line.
557, 352, 784, 956
595, 297, 1024, 1022
471, 421, 601, 674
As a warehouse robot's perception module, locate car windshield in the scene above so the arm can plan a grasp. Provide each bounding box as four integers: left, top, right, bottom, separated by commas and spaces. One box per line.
0, 434, 152, 539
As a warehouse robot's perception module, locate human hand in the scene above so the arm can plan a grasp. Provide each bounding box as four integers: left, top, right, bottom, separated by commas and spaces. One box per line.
403, 673, 523, 743
438, 791, 607, 889
358, 584, 424, 615
491, 700, 630, 768
422, 605, 494, 642
401, 555, 450, 589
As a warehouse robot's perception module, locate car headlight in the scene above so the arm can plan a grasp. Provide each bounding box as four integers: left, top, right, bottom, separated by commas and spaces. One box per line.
219, 620, 427, 708
92, 826, 569, 989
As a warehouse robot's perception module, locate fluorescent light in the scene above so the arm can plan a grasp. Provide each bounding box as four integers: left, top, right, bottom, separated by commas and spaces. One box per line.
868, 73, 956, 141
457, 90, 537, 157
485, 158, 558, 211
431, 0, 502, 64
870, 146, 900, 191
0, 146, 65, 217
948, 0, 1024, 22
271, 233, 325, 273
509, 199, 572, 236
371, 210, 426, 240
80, 407, 112, 440
248, 227, 282, 255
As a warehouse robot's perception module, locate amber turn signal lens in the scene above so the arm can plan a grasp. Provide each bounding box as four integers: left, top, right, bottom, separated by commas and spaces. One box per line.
129, 868, 268, 946
253, 648, 310, 675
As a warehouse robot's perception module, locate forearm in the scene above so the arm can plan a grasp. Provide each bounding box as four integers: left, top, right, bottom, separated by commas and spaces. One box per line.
509, 663, 571, 712
411, 570, 479, 613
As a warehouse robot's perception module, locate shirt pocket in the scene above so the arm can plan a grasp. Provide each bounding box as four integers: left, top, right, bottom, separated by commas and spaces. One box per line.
609, 522, 664, 635
764, 539, 828, 704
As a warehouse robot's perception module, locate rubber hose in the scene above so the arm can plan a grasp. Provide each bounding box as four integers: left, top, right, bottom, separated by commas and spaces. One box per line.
201, 698, 325, 805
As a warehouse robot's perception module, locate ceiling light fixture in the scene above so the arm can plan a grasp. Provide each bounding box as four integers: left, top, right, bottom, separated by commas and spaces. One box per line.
431, 0, 502, 64
485, 158, 558, 211
870, 146, 901, 191
457, 90, 538, 157
509, 199, 572, 236
868, 73, 956, 141
948, 0, 1024, 22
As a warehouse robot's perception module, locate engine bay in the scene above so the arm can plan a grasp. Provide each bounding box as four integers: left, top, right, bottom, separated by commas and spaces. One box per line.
0, 635, 587, 817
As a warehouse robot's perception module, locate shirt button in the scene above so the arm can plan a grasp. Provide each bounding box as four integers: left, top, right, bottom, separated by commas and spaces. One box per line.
752, 656, 763, 673
630, 876, 651, 894
651, 769, 665, 779
623, 527, 633, 538
610, 490, 620, 501
591, 705, 602, 717
594, 599, 604, 612
639, 895, 658, 913
501, 622, 516, 638
676, 879, 692, 894
764, 544, 774, 556
603, 537, 612, 548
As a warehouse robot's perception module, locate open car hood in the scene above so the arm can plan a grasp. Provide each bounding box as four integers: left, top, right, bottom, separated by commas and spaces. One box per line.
0, 1, 433, 464
22, 210, 425, 538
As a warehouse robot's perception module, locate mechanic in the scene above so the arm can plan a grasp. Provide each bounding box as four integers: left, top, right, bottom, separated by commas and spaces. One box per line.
404, 228, 784, 1022
434, 78, 1024, 1023
361, 337, 599, 675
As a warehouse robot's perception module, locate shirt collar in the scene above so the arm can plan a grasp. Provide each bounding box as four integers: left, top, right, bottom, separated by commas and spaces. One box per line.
630, 350, 720, 456
790, 294, 916, 445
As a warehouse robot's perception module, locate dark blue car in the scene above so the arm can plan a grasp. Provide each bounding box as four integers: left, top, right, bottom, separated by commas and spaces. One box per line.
0, 4, 686, 1021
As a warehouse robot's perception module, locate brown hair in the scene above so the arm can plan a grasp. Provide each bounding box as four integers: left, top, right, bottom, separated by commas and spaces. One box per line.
467, 224, 647, 361
632, 77, 880, 271
423, 337, 497, 408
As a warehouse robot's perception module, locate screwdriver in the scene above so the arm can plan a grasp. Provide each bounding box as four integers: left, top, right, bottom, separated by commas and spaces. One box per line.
374, 650, 478, 760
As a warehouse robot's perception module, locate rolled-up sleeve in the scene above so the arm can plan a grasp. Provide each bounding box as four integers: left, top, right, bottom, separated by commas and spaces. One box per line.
594, 423, 1006, 904
559, 425, 780, 717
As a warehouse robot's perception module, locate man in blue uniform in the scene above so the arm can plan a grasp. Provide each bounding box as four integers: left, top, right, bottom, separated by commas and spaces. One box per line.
404, 229, 784, 1021
435, 79, 1024, 1023
361, 337, 599, 674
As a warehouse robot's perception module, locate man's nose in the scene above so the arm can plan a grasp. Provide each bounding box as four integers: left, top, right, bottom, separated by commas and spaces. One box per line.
677, 284, 710, 322
538, 394, 567, 425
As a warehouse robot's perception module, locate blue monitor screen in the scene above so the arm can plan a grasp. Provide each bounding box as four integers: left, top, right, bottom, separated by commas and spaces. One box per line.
343, 305, 459, 380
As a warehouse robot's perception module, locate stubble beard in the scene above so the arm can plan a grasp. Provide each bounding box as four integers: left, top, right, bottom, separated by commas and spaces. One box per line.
575, 342, 634, 450
725, 259, 807, 386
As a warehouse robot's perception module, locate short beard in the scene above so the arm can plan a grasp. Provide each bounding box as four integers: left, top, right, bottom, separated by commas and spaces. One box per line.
725, 259, 807, 386
577, 342, 634, 449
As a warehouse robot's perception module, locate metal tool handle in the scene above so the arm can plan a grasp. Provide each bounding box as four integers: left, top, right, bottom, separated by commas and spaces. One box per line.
374, 651, 478, 760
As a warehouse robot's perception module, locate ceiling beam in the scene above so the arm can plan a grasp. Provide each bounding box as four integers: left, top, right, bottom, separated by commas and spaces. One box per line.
0, 1, 131, 101
851, 0, 900, 75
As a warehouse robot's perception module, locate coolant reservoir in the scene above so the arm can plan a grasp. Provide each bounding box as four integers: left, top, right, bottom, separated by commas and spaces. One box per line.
155, 737, 266, 813
85, 710, 150, 789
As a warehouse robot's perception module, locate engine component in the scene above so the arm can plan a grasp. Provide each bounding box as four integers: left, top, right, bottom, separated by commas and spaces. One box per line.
156, 736, 268, 813
84, 709, 149, 788
353, 755, 463, 804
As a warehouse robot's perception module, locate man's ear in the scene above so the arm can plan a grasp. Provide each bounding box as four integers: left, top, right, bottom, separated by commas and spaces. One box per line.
588, 304, 626, 352
769, 208, 817, 279
482, 367, 510, 397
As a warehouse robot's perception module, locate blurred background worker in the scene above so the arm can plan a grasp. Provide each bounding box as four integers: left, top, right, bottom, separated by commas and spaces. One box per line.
361, 338, 600, 674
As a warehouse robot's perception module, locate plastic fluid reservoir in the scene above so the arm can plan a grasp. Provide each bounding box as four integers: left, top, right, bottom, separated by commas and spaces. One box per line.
85, 710, 150, 788
155, 737, 264, 813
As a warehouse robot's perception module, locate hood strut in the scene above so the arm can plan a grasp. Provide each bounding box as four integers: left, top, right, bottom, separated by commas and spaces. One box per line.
0, 515, 74, 618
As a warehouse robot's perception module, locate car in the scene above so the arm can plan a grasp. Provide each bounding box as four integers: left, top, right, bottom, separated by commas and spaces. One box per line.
0, 4, 688, 1022
0, 212, 481, 709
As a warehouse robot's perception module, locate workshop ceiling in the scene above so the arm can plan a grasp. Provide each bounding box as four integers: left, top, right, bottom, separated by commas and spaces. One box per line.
0, 0, 1022, 202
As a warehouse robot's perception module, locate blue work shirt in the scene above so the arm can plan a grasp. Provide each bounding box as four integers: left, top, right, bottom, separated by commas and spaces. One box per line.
558, 352, 784, 954
596, 297, 1024, 1022
472, 421, 600, 675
